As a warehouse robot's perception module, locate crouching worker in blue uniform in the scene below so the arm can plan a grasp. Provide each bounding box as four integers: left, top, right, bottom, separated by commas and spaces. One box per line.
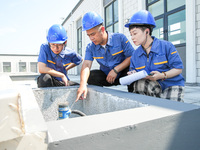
76, 11, 134, 101
37, 24, 82, 88
125, 10, 185, 102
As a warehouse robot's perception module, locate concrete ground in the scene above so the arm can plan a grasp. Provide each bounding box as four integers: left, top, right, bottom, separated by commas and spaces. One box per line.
12, 74, 200, 106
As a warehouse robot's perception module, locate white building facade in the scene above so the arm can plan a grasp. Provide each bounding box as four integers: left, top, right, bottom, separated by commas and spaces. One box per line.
62, 0, 199, 84
0, 54, 39, 77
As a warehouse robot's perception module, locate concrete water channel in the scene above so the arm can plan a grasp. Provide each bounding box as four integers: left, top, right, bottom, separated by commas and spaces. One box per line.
1, 75, 200, 150
33, 85, 200, 150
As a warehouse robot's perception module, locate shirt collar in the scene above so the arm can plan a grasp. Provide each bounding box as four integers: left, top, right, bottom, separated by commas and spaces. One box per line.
137, 36, 159, 56
106, 31, 113, 46
59, 47, 67, 58
150, 36, 159, 54
50, 46, 65, 58
94, 31, 113, 51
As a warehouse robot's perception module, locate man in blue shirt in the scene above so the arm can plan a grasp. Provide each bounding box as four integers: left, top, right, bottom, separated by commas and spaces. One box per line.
37, 24, 82, 87
125, 10, 185, 102
76, 11, 134, 101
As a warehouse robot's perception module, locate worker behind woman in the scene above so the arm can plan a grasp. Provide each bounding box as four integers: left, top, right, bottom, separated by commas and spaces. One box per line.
76, 11, 134, 101
37, 24, 82, 87
125, 10, 185, 102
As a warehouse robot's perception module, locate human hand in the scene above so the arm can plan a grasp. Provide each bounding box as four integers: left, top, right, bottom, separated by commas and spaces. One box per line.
76, 85, 87, 102
127, 70, 136, 75
106, 69, 117, 84
145, 71, 162, 81
61, 75, 69, 86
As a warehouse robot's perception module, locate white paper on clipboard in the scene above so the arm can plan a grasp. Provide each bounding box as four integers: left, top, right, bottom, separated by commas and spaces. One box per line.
119, 70, 148, 85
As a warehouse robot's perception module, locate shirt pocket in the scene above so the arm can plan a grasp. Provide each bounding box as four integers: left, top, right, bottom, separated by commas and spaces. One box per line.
152, 55, 168, 70
92, 49, 104, 59
92, 51, 104, 66
134, 62, 146, 71
61, 57, 71, 68
111, 46, 124, 62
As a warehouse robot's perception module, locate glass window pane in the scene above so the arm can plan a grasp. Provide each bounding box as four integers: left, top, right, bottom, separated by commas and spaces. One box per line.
105, 0, 118, 33
103, 0, 112, 6
78, 42, 82, 49
167, 0, 185, 12
152, 18, 164, 40
113, 0, 118, 22
106, 26, 113, 33
77, 27, 82, 56
148, 0, 164, 17
148, 0, 156, 3
78, 29, 81, 41
168, 10, 186, 45
30, 62, 37, 73
19, 62, 26, 72
114, 22, 118, 33
78, 47, 82, 55
3, 62, 11, 72
105, 4, 113, 26
77, 18, 82, 28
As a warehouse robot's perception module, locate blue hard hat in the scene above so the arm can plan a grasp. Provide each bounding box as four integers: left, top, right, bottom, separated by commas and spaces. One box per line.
82, 11, 104, 31
125, 10, 156, 28
47, 24, 68, 44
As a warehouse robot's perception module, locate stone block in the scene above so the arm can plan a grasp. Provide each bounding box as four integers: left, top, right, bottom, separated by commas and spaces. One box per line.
0, 76, 48, 150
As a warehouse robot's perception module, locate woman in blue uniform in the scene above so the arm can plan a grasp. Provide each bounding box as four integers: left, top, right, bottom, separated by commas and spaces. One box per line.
125, 10, 185, 102
37, 24, 82, 87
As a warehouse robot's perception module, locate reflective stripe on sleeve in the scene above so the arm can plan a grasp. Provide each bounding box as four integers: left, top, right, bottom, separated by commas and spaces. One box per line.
93, 57, 104, 59
63, 63, 71, 67
171, 51, 177, 55
47, 60, 56, 64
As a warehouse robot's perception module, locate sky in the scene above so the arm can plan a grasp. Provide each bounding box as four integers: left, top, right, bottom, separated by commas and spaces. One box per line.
0, 0, 79, 55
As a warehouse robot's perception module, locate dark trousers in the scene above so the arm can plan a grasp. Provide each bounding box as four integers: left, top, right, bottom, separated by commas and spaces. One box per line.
37, 74, 79, 88
87, 67, 133, 92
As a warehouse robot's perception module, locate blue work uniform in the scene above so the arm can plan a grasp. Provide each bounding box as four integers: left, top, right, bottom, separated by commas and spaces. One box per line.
85, 32, 134, 78
130, 36, 184, 90
38, 43, 82, 81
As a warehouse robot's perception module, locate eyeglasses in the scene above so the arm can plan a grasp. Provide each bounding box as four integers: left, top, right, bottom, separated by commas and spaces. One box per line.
49, 43, 64, 49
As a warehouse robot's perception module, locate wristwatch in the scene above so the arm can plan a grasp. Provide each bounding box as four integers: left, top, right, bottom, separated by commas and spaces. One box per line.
113, 68, 119, 74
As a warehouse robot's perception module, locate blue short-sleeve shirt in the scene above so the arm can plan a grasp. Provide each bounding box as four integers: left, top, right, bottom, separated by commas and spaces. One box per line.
85, 32, 134, 78
130, 37, 184, 90
38, 43, 82, 81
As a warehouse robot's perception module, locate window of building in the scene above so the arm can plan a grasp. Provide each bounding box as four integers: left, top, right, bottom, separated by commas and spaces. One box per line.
30, 62, 37, 73
19, 62, 26, 72
77, 18, 82, 56
3, 62, 11, 72
147, 0, 185, 46
104, 0, 118, 33
66, 31, 68, 47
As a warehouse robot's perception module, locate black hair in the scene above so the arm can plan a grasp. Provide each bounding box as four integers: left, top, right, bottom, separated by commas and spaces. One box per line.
94, 23, 103, 29
129, 24, 154, 35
